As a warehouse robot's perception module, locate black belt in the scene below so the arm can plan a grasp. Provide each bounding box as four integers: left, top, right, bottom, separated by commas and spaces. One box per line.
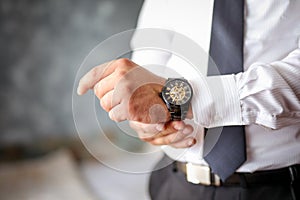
176, 162, 300, 187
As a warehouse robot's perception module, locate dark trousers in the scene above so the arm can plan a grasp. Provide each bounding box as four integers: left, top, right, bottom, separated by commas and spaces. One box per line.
149, 156, 300, 200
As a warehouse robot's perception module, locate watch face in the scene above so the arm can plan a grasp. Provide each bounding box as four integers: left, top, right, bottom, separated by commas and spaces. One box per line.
162, 79, 193, 105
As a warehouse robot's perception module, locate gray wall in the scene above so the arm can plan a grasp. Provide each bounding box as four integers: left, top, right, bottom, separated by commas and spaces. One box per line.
0, 0, 144, 145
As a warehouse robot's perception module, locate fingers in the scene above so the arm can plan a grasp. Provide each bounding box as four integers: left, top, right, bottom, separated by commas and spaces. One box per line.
100, 90, 119, 112
77, 58, 134, 95
148, 122, 196, 148
94, 65, 136, 100
154, 121, 186, 137
150, 124, 194, 145
94, 72, 118, 99
169, 137, 196, 148
77, 61, 114, 95
129, 120, 195, 149
150, 133, 196, 148
129, 121, 163, 141
150, 131, 187, 145
129, 121, 161, 134
137, 121, 181, 141
108, 103, 128, 122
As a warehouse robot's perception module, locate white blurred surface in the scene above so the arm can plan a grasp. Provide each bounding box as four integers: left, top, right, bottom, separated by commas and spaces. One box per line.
0, 147, 163, 200
80, 144, 164, 200
0, 149, 97, 200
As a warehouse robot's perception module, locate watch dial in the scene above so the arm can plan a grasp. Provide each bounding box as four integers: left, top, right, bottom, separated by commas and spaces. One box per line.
163, 79, 192, 105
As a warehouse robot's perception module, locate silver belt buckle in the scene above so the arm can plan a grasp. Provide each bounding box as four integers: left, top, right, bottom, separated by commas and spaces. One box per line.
186, 163, 221, 186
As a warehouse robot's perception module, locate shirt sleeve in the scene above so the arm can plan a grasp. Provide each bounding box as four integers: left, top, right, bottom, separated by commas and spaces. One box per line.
192, 47, 300, 129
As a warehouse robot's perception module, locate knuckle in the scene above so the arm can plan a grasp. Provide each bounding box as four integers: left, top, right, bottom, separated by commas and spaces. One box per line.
115, 58, 137, 76
115, 58, 132, 66
100, 99, 109, 112
123, 82, 132, 93
109, 111, 124, 122
94, 85, 103, 98
116, 68, 128, 76
108, 111, 115, 121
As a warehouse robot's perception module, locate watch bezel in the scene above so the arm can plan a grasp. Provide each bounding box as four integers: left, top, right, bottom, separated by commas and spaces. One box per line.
161, 78, 193, 106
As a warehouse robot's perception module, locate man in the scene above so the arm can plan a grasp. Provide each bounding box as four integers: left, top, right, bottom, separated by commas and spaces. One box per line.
77, 0, 300, 199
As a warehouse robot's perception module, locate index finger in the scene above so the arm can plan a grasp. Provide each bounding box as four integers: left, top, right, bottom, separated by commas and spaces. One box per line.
77, 60, 117, 95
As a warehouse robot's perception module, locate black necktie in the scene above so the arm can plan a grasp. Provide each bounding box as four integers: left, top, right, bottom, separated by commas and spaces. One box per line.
204, 0, 246, 181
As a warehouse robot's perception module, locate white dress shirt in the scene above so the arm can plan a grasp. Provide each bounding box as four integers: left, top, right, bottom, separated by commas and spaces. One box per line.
131, 0, 300, 172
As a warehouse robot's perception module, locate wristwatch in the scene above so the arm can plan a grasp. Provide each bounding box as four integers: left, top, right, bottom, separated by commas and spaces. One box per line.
160, 78, 193, 121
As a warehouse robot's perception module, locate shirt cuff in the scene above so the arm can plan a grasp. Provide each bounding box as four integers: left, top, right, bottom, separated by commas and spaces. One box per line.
191, 74, 244, 128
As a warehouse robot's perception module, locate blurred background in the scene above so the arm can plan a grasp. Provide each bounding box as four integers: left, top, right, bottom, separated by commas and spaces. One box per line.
0, 0, 163, 199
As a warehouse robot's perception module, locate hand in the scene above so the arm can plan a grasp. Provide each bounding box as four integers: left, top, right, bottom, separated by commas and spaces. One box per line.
77, 58, 170, 123
129, 120, 196, 148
